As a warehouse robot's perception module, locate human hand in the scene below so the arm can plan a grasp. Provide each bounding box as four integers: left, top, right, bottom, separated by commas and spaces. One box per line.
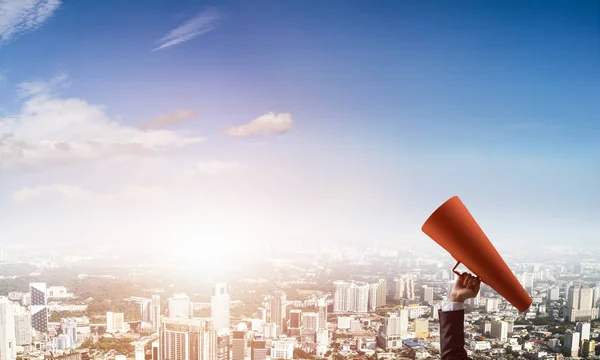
449, 273, 480, 303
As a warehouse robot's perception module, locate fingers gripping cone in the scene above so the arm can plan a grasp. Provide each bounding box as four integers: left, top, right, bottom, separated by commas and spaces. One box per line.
422, 196, 532, 312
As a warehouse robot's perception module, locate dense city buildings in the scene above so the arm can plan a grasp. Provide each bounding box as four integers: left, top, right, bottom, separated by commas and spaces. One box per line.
0, 246, 599, 359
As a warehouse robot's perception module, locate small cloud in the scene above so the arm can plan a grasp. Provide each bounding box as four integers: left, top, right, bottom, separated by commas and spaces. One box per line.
141, 109, 197, 130
0, 69, 7, 84
152, 8, 220, 51
0, 75, 205, 170
224, 112, 294, 138
17, 72, 69, 99
0, 0, 62, 47
196, 160, 241, 176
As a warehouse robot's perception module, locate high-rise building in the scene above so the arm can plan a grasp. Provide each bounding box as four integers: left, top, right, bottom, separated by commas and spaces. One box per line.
414, 320, 429, 338
491, 320, 508, 341
377, 312, 407, 350
421, 286, 433, 304
548, 287, 560, 301
567, 286, 599, 322
168, 293, 192, 319
480, 322, 491, 337
289, 310, 302, 329
231, 330, 246, 360
580, 339, 595, 357
576, 322, 591, 341
391, 276, 415, 300
151, 295, 161, 333
29, 283, 48, 335
211, 283, 230, 332
270, 291, 287, 336
564, 331, 580, 357
141, 299, 152, 323
216, 332, 230, 360
160, 317, 216, 360
333, 281, 369, 313
520, 273, 534, 295
317, 298, 327, 329
0, 297, 16, 360
250, 337, 267, 360
13, 311, 32, 346
301, 312, 318, 330
486, 299, 499, 313
368, 279, 387, 311
61, 318, 77, 346
106, 312, 126, 333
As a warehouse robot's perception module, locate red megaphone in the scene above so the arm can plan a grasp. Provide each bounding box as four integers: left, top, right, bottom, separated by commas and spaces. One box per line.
422, 196, 532, 312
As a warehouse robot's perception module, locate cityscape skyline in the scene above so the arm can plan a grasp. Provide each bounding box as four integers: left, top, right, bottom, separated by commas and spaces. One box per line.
0, 0, 598, 248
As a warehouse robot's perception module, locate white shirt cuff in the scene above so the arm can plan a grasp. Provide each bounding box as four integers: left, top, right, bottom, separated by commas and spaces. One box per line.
442, 301, 465, 312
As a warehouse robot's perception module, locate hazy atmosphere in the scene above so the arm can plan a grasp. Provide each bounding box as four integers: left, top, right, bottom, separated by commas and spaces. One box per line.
1, 2, 600, 360
1, 0, 598, 252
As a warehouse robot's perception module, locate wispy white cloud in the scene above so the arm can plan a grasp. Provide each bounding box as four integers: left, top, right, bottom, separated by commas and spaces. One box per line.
16, 72, 68, 98
0, 0, 61, 46
224, 112, 294, 138
152, 8, 220, 51
141, 109, 197, 130
0, 68, 7, 84
0, 74, 205, 170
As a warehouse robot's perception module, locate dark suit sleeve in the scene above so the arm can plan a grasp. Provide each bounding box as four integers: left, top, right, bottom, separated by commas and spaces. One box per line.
439, 309, 468, 360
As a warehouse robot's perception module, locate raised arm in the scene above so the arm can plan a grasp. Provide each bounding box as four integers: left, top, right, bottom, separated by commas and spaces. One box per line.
439, 273, 480, 360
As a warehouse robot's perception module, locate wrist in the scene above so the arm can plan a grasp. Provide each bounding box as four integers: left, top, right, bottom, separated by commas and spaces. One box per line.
449, 294, 465, 303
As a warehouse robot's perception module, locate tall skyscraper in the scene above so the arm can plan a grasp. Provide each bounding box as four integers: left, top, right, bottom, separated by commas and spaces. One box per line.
29, 283, 47, 335
160, 317, 216, 360
576, 322, 591, 341
141, 299, 152, 323
567, 286, 599, 322
369, 279, 387, 311
0, 297, 16, 360
317, 298, 327, 329
520, 273, 534, 295
333, 281, 369, 313
231, 330, 246, 360
270, 291, 287, 336
486, 298, 499, 313
151, 295, 161, 333
564, 331, 580, 357
168, 293, 191, 318
392, 276, 415, 300
13, 310, 32, 346
491, 320, 508, 341
421, 286, 433, 304
211, 283, 231, 332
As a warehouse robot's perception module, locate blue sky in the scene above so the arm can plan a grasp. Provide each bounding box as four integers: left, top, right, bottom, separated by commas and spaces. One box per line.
0, 0, 598, 252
